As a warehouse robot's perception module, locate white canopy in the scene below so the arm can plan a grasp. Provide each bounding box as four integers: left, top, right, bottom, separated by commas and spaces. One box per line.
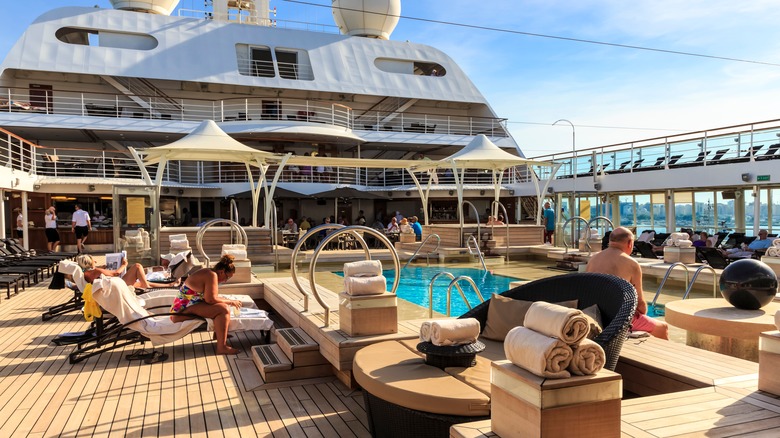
444, 134, 548, 169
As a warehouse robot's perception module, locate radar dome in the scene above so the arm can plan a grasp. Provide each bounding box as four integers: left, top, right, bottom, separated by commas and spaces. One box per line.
110, 0, 181, 15
332, 0, 401, 40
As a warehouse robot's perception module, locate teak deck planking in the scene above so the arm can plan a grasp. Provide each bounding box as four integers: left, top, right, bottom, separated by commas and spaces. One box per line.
0, 273, 370, 437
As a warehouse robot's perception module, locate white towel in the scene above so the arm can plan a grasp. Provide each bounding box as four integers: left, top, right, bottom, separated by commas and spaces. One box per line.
169, 234, 188, 242
344, 275, 386, 296
420, 321, 432, 342
58, 260, 87, 292
222, 244, 248, 261
568, 338, 606, 376
524, 301, 590, 345
775, 310, 780, 331
429, 318, 481, 346
343, 260, 383, 278
773, 238, 780, 247
504, 326, 572, 379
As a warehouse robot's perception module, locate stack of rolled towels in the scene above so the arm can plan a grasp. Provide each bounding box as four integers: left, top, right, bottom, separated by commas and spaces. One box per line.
664, 232, 692, 248
419, 318, 481, 347
221, 243, 248, 261
343, 260, 386, 296
504, 301, 606, 378
169, 234, 190, 251
765, 238, 780, 257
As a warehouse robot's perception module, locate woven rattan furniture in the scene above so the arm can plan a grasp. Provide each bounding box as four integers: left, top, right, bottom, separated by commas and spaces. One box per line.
459, 272, 638, 371
354, 273, 637, 437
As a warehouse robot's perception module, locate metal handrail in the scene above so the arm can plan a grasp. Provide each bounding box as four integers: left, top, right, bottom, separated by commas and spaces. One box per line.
403, 233, 441, 269
682, 265, 719, 299
445, 276, 486, 317
308, 226, 400, 327
460, 200, 481, 247
427, 271, 468, 318
467, 235, 487, 271
491, 200, 510, 262
561, 216, 589, 254
649, 262, 691, 309
584, 216, 614, 253
290, 223, 368, 311
194, 218, 247, 266
269, 200, 278, 271
229, 198, 239, 243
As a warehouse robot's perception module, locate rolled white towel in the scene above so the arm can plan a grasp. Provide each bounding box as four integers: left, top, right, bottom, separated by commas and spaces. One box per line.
675, 240, 693, 248
568, 338, 606, 376
504, 326, 572, 378
344, 275, 386, 296
169, 233, 188, 242
775, 309, 780, 331
429, 318, 481, 346
524, 301, 589, 345
773, 238, 780, 247
420, 321, 432, 342
767, 247, 780, 257
343, 260, 383, 278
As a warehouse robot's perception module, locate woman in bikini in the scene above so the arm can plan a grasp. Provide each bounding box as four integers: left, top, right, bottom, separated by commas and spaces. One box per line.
77, 254, 174, 290
170, 254, 242, 355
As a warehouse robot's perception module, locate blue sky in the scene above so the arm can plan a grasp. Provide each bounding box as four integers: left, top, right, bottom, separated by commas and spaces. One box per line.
2, 1, 780, 157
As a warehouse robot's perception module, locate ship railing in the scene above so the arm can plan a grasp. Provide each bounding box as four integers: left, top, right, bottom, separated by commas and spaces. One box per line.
354, 112, 511, 138
531, 119, 780, 179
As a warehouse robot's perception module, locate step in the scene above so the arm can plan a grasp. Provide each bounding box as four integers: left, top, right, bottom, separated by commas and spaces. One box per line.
251, 344, 333, 383
276, 327, 329, 367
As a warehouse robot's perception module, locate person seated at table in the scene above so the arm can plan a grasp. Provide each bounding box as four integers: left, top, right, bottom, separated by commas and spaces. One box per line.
399, 218, 412, 234
299, 217, 311, 231
170, 254, 242, 355
387, 217, 400, 233
283, 217, 298, 233
692, 231, 711, 248
722, 229, 773, 259
77, 254, 175, 291
486, 215, 504, 225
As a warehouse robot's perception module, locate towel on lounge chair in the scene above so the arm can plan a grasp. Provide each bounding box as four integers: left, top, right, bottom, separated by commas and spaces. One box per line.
567, 338, 606, 376
343, 260, 383, 278
504, 326, 572, 378
91, 276, 203, 346
58, 260, 87, 292
429, 318, 480, 346
344, 275, 386, 296
524, 301, 589, 345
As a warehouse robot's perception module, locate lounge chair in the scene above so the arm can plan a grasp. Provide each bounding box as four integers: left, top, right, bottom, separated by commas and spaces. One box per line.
634, 241, 662, 259
68, 276, 204, 364
758, 143, 780, 160
710, 148, 730, 162
43, 260, 87, 321
697, 247, 730, 269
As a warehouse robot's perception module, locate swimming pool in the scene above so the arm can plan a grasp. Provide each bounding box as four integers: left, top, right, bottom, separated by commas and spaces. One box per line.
336, 266, 520, 316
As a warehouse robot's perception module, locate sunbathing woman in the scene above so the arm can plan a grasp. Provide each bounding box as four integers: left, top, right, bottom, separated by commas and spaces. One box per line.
169, 254, 242, 355
77, 254, 174, 290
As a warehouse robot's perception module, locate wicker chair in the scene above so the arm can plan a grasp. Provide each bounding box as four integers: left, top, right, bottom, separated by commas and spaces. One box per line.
459, 272, 638, 371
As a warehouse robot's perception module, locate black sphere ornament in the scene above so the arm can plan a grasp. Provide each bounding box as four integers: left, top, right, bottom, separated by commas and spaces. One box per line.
719, 259, 778, 310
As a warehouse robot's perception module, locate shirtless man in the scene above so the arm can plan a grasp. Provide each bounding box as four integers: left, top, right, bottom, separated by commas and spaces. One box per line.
586, 227, 669, 339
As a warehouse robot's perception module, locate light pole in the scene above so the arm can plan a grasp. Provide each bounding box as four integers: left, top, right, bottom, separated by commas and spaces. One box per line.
553, 119, 576, 246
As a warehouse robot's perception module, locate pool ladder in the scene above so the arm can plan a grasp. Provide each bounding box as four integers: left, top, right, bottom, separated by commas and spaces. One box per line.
466, 235, 487, 271
648, 263, 719, 316
402, 233, 441, 269
427, 272, 486, 318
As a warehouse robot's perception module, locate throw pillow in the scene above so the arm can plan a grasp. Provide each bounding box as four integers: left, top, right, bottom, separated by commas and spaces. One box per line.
481, 294, 579, 341
582, 304, 603, 339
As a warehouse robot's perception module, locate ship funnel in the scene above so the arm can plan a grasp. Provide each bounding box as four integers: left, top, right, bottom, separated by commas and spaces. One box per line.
110, 0, 181, 15
332, 0, 401, 40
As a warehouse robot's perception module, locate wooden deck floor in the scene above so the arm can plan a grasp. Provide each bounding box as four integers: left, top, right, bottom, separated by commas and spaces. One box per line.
0, 278, 370, 438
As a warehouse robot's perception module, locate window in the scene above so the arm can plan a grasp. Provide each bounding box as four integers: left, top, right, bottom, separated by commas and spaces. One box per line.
374, 58, 446, 76
251, 47, 275, 78
275, 50, 298, 79
56, 27, 157, 50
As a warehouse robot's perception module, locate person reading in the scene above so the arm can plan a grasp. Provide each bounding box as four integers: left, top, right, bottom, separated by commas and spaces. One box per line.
78, 254, 175, 290
586, 227, 669, 339
170, 255, 243, 355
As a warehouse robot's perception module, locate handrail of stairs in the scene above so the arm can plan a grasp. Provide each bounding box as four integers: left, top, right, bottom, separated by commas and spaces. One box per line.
561, 216, 589, 254
195, 218, 247, 267
682, 265, 718, 300
648, 262, 691, 316
466, 234, 487, 271
427, 271, 468, 318
445, 276, 486, 316
491, 200, 511, 262
307, 226, 399, 327
584, 216, 614, 253
403, 233, 441, 269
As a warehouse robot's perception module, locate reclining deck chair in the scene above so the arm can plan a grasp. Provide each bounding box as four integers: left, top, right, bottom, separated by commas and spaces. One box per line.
697, 247, 730, 269
43, 260, 88, 321
634, 241, 662, 259
459, 272, 638, 371
68, 276, 204, 364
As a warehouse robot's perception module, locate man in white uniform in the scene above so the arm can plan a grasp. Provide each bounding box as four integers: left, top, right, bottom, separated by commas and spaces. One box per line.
71, 204, 91, 254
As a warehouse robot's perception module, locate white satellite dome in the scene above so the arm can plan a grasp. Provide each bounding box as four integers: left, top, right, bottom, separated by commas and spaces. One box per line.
332, 0, 401, 40
109, 0, 181, 15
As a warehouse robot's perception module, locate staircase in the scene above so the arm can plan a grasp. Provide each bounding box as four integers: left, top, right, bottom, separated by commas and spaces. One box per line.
251, 327, 332, 383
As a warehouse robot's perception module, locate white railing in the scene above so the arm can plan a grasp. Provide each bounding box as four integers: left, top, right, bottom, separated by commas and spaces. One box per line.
531, 119, 780, 180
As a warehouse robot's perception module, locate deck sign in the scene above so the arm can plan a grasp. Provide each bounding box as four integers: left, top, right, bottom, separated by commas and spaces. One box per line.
757, 175, 770, 182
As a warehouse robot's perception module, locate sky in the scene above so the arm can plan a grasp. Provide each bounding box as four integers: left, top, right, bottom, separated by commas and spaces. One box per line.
2, 0, 780, 157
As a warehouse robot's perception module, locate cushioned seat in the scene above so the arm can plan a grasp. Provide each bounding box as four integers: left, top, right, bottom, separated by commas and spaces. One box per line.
353, 340, 490, 417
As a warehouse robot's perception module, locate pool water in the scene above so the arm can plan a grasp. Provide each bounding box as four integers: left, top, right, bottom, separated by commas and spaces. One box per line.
336, 266, 520, 317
